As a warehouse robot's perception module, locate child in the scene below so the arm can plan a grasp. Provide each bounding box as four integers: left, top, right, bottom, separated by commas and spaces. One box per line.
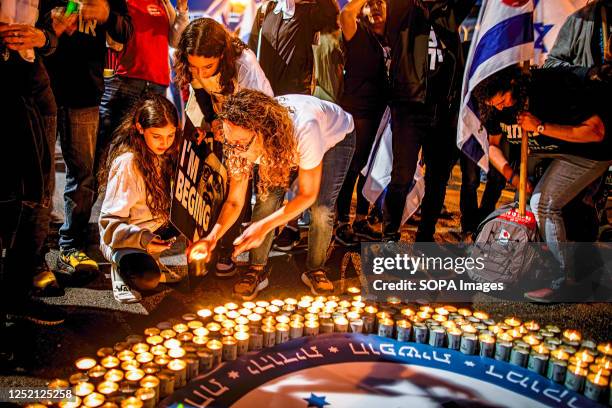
98, 94, 181, 303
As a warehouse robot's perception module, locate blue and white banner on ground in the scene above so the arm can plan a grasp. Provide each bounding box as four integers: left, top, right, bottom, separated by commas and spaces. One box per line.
161, 333, 597, 408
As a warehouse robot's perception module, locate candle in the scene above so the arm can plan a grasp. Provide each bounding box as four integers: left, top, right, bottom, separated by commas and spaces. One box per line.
188, 321, 203, 331
289, 320, 304, 339
333, 317, 349, 333
119, 396, 142, 408
177, 332, 194, 343
167, 359, 187, 388
157, 371, 175, 398
88, 365, 107, 383
597, 342, 612, 357
185, 356, 199, 381
522, 321, 539, 331
509, 346, 529, 367
114, 342, 129, 352
145, 335, 163, 346
117, 350, 135, 362
563, 329, 582, 347
234, 331, 250, 355
206, 322, 222, 338
150, 345, 167, 356
125, 369, 145, 383
546, 357, 568, 383
135, 387, 155, 408
458, 308, 472, 317
565, 365, 587, 392
140, 375, 160, 404
104, 369, 123, 383
222, 336, 238, 361
154, 355, 170, 366
197, 349, 214, 372
414, 323, 429, 344
494, 336, 513, 362
249, 330, 264, 351
377, 318, 394, 338
207, 339, 223, 365
226, 310, 241, 320
446, 327, 462, 351
235, 316, 250, 326
126, 334, 144, 345
74, 381, 95, 397
49, 378, 70, 389
473, 311, 489, 321
83, 392, 105, 407
479, 334, 496, 358
527, 345, 549, 375
120, 361, 140, 374
136, 352, 154, 364
168, 347, 186, 359
97, 381, 118, 397
160, 329, 176, 339
275, 315, 290, 324
261, 325, 277, 348
574, 350, 595, 364
503, 317, 521, 328
220, 327, 234, 338
97, 347, 115, 358
584, 371, 608, 402
522, 335, 541, 347
429, 327, 446, 348
76, 357, 97, 371
58, 397, 82, 408
197, 308, 212, 320
303, 320, 320, 337
213, 306, 227, 315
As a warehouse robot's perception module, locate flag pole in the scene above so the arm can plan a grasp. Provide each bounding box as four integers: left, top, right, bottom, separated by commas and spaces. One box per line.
518, 61, 531, 216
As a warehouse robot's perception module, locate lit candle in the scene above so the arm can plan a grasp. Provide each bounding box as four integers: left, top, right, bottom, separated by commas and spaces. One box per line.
235, 316, 250, 326
76, 357, 97, 371
584, 371, 608, 402
168, 347, 186, 359
150, 345, 167, 356
185, 356, 200, 381
574, 349, 595, 364
187, 320, 203, 330
460, 333, 478, 355
131, 343, 149, 355
495, 334, 514, 362
509, 346, 530, 367
565, 364, 587, 392
114, 342, 129, 352
504, 317, 521, 328
479, 334, 496, 358
104, 369, 123, 383
167, 359, 187, 388
197, 349, 214, 372
214, 306, 227, 315
206, 322, 222, 338
97, 381, 118, 397
172, 323, 189, 334
121, 360, 140, 372
527, 345, 550, 375
207, 339, 223, 365
163, 339, 181, 350
145, 335, 163, 346
546, 355, 568, 383
275, 315, 290, 324
333, 317, 349, 333
249, 330, 264, 351
523, 321, 539, 331
58, 397, 82, 408
413, 323, 428, 344
596, 356, 612, 369
462, 325, 478, 335
473, 311, 489, 321
261, 325, 277, 348
83, 392, 105, 407
319, 318, 334, 334
126, 335, 144, 345
119, 396, 143, 408
563, 329, 582, 347
143, 327, 160, 337
125, 369, 145, 383
117, 350, 135, 362
234, 331, 250, 355
304, 320, 320, 336
157, 371, 174, 398
160, 329, 176, 340
222, 336, 238, 361
135, 387, 156, 408
597, 342, 612, 357
226, 310, 241, 320
97, 347, 115, 358
197, 308, 212, 320
522, 335, 541, 347
429, 327, 446, 348
74, 381, 95, 397
142, 362, 160, 375
88, 365, 107, 383
154, 355, 170, 366
458, 308, 472, 317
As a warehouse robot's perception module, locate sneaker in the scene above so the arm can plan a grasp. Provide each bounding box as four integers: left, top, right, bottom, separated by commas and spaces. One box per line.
233, 267, 269, 300
353, 219, 382, 241
524, 287, 556, 303
158, 263, 184, 283
215, 256, 237, 278
334, 223, 358, 246
110, 264, 141, 304
301, 270, 334, 295
273, 225, 301, 251
31, 266, 64, 297
57, 248, 99, 283
7, 298, 66, 326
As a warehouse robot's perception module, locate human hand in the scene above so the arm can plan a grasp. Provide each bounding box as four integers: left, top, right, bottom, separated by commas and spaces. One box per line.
188, 235, 217, 263
0, 24, 47, 51
510, 174, 533, 195
232, 220, 269, 258
81, 0, 110, 23
211, 119, 224, 143
147, 237, 172, 254
517, 112, 541, 133
51, 7, 79, 36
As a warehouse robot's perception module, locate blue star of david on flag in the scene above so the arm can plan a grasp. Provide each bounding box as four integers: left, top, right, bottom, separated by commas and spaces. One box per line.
534, 22, 554, 52
304, 393, 331, 408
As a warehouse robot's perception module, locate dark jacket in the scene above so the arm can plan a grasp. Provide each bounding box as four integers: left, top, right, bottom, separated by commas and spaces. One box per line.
248, 0, 339, 96
386, 0, 473, 106
42, 0, 133, 108
543, 1, 607, 79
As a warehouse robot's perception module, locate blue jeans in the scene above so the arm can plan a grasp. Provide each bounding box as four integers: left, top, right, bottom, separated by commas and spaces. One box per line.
250, 131, 356, 271
98, 76, 167, 170
58, 106, 99, 250
530, 154, 611, 287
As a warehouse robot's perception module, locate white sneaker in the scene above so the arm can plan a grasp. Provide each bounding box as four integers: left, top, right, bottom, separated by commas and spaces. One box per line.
110, 264, 141, 304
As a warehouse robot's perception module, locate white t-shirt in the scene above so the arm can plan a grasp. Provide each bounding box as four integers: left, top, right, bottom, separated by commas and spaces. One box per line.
277, 94, 355, 170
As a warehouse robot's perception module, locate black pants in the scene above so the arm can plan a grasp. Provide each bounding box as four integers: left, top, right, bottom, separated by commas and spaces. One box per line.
459, 153, 507, 233
337, 110, 385, 223
383, 103, 458, 241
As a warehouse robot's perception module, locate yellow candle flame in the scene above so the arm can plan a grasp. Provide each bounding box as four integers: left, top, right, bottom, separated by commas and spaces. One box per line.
74, 382, 94, 397
104, 369, 123, 382
97, 381, 118, 395
207, 340, 222, 351
168, 359, 187, 371
124, 369, 144, 382
197, 308, 212, 318
563, 329, 582, 342
473, 311, 489, 320
504, 317, 521, 327
83, 392, 104, 407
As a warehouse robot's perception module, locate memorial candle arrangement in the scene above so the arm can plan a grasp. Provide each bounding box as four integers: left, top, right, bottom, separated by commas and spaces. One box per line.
32, 289, 612, 406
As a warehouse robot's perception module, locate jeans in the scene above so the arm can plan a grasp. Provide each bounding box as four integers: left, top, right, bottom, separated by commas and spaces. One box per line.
530, 154, 611, 287
58, 106, 99, 250
98, 76, 167, 171
250, 131, 356, 271
459, 153, 507, 233
383, 103, 458, 241
337, 110, 385, 223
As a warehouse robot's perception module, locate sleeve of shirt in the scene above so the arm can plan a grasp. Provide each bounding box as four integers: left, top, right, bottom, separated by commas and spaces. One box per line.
168, 8, 189, 49
238, 50, 274, 96
311, 0, 340, 32
297, 120, 327, 170
99, 154, 157, 252
542, 12, 590, 80
105, 0, 134, 45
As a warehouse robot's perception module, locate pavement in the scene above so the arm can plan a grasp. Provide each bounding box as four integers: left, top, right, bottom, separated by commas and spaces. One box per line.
1, 145, 611, 389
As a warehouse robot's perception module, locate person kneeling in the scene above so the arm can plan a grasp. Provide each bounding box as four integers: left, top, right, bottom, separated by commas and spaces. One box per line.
189, 90, 355, 300
99, 95, 183, 304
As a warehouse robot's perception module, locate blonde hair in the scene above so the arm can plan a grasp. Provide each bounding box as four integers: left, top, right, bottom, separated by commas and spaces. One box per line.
219, 89, 298, 195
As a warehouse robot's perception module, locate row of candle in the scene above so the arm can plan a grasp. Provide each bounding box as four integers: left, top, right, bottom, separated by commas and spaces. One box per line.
27, 290, 612, 407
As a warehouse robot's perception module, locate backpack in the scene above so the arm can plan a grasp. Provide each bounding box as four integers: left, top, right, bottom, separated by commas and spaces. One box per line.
468, 204, 540, 284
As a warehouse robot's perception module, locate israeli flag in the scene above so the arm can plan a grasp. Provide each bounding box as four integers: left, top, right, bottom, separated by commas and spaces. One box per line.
457, 0, 535, 171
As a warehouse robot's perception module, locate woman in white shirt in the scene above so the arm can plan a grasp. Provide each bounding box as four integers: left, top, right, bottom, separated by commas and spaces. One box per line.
99, 95, 180, 304
189, 89, 355, 300
174, 17, 273, 278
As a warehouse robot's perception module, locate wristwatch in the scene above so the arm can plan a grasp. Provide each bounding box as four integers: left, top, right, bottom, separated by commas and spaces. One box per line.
536, 123, 545, 134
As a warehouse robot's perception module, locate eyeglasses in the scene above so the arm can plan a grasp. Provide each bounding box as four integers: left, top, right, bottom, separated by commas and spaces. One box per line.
223, 134, 256, 153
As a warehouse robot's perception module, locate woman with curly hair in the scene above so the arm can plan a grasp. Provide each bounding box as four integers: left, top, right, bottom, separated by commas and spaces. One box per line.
98, 94, 181, 304
189, 89, 355, 300
174, 17, 272, 278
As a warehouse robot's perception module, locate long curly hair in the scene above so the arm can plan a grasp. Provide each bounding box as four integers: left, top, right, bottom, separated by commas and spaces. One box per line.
218, 89, 298, 195
98, 94, 180, 221
174, 18, 247, 94
472, 65, 529, 126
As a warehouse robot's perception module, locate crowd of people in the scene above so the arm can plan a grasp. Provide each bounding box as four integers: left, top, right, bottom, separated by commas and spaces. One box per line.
1, 0, 611, 327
